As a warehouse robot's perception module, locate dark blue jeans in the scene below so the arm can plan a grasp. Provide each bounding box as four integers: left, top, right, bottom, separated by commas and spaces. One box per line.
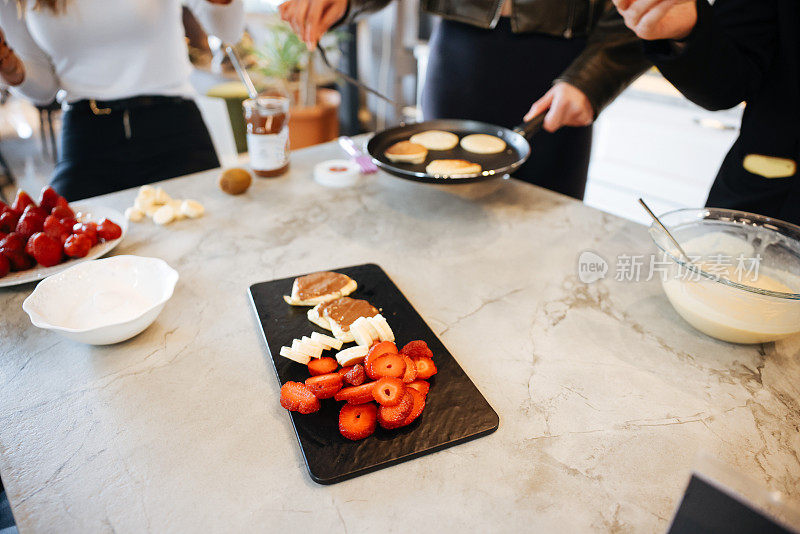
52, 98, 219, 201
423, 18, 592, 200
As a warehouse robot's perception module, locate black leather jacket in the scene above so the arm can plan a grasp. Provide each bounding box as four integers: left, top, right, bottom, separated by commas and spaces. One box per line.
345, 0, 650, 114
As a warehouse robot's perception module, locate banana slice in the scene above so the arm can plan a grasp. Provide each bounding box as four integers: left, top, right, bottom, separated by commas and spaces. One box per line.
279, 346, 311, 365
311, 332, 343, 351
154, 187, 172, 205
181, 199, 205, 219
292, 339, 322, 359
124, 206, 144, 223
169, 200, 186, 221
301, 336, 327, 352
335, 345, 369, 367
153, 204, 176, 226
350, 317, 374, 346
369, 315, 394, 342
360, 317, 381, 343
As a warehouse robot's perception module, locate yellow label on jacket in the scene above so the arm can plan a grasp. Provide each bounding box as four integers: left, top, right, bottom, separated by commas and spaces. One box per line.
743, 154, 796, 178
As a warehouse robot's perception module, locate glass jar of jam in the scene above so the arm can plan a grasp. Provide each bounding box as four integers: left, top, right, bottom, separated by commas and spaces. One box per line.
243, 96, 290, 177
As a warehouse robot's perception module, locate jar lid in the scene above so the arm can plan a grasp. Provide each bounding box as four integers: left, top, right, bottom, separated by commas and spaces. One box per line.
314, 159, 361, 188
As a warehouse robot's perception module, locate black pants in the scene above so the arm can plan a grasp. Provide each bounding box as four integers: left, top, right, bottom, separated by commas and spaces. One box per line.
52, 98, 219, 201
423, 18, 592, 200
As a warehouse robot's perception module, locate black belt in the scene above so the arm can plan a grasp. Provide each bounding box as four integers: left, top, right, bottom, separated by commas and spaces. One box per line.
64, 95, 190, 115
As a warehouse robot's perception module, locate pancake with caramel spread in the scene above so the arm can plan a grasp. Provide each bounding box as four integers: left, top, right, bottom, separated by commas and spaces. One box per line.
283, 271, 357, 306
308, 296, 379, 342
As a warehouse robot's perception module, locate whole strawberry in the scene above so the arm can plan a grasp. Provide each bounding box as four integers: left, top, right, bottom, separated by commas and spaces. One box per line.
38, 186, 60, 213
11, 190, 35, 215
63, 233, 92, 258
27, 232, 62, 267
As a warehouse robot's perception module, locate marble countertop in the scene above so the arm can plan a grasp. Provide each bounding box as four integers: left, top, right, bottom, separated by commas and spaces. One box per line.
1, 140, 798, 533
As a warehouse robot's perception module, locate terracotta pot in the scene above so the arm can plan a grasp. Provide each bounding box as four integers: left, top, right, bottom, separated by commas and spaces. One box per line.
289, 88, 340, 150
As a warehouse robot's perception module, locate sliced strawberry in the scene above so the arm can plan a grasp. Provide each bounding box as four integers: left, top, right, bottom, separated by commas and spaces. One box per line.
339, 364, 366, 386
334, 382, 377, 405
372, 377, 405, 406
27, 232, 62, 267
96, 218, 122, 241
339, 403, 377, 441
305, 372, 343, 399
401, 355, 417, 383
308, 356, 338, 376
369, 353, 406, 379
279, 381, 320, 414
38, 186, 60, 213
400, 340, 433, 359
398, 388, 426, 427
413, 357, 437, 379
0, 254, 8, 278
377, 391, 414, 429
11, 190, 34, 215
364, 340, 398, 372
407, 380, 430, 397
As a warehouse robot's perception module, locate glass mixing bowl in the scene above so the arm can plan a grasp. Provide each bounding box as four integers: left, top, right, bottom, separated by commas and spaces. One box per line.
648, 208, 800, 344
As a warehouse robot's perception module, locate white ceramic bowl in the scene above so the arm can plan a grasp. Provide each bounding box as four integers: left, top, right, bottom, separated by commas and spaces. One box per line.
22, 255, 179, 345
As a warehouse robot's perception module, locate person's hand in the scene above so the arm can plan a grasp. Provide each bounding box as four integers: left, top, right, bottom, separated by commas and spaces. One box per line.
612, 0, 698, 41
523, 82, 594, 133
279, 0, 348, 50
0, 28, 24, 87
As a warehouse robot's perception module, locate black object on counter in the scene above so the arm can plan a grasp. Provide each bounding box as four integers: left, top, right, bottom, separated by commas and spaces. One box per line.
249, 263, 499, 485
668, 474, 796, 534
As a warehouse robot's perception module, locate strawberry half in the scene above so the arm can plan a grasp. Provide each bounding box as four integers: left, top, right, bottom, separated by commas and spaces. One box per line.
308, 356, 338, 376
339, 364, 366, 386
398, 388, 426, 427
372, 377, 405, 407
364, 340, 397, 372
407, 380, 430, 397
0, 254, 9, 278
400, 340, 433, 359
377, 391, 414, 429
305, 372, 343, 399
413, 357, 437, 379
369, 353, 406, 380
401, 355, 417, 383
334, 382, 377, 405
339, 403, 378, 441
280, 381, 320, 414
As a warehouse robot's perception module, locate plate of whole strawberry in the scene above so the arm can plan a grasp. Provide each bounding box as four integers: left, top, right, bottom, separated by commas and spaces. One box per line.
0, 187, 127, 287
249, 263, 499, 485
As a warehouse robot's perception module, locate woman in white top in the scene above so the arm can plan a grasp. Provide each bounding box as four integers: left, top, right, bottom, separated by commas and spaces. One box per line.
0, 0, 244, 200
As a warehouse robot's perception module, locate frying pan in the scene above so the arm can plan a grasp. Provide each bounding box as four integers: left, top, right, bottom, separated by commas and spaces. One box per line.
319, 46, 544, 184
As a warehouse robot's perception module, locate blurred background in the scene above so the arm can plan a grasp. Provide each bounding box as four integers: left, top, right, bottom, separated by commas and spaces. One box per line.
0, 0, 743, 223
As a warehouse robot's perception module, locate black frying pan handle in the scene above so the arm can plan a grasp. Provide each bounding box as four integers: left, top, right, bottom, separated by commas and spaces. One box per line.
512, 113, 545, 139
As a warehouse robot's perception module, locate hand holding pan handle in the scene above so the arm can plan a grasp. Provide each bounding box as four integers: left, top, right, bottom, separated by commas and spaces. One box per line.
512, 113, 546, 139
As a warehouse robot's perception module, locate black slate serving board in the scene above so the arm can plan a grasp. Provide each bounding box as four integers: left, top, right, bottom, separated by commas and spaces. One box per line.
249, 263, 499, 485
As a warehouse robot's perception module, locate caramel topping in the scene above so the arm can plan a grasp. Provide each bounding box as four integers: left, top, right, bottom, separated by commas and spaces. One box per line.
318, 297, 378, 332
295, 271, 352, 300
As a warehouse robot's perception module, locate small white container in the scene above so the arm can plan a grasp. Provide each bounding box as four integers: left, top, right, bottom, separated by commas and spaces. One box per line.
23, 255, 179, 345
314, 159, 361, 188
